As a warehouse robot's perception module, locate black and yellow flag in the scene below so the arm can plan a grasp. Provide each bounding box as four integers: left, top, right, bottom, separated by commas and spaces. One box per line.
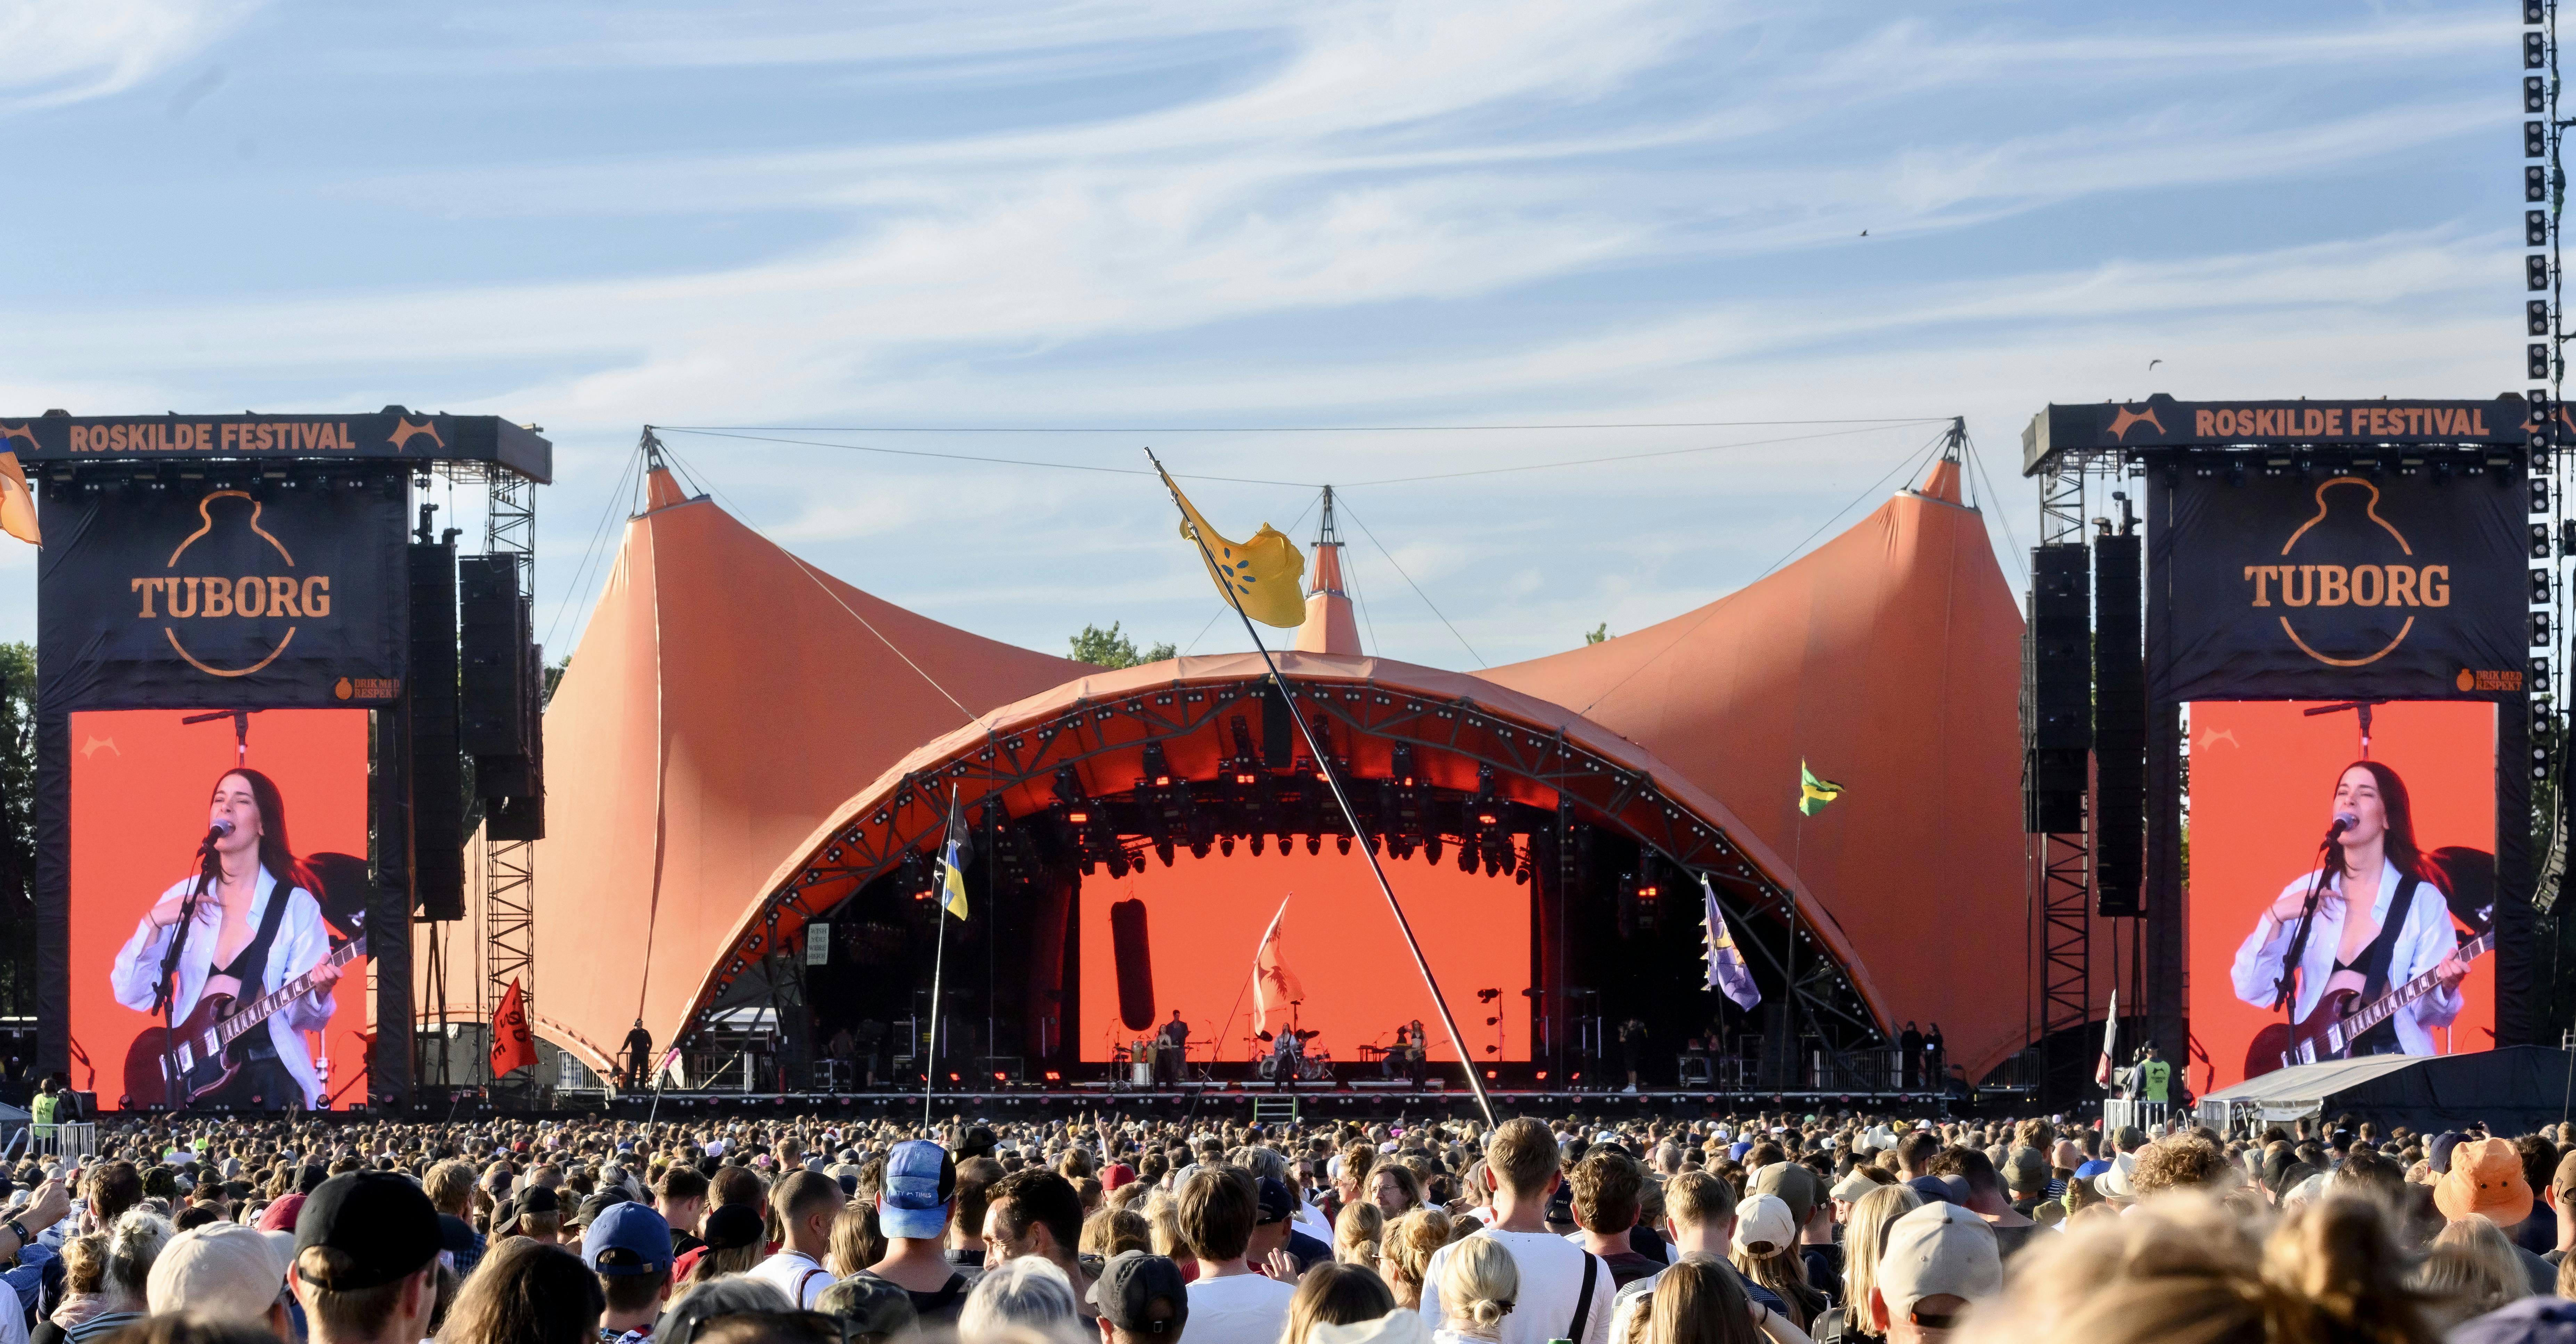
1154, 464, 1306, 627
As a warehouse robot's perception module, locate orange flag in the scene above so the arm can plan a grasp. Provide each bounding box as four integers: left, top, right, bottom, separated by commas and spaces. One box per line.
0, 452, 39, 546
1252, 900, 1303, 1036
490, 977, 537, 1077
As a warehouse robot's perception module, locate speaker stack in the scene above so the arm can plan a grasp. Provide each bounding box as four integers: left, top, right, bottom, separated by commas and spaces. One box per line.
2093, 533, 2145, 917
459, 554, 545, 841
2025, 544, 2090, 834
408, 539, 465, 921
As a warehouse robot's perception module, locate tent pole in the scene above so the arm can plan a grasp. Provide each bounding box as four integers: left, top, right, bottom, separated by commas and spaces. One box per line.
1148, 451, 1497, 1128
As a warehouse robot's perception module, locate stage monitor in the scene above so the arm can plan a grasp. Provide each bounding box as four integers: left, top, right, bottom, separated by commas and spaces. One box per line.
1078, 847, 1530, 1066
68, 709, 374, 1111
2187, 700, 2499, 1093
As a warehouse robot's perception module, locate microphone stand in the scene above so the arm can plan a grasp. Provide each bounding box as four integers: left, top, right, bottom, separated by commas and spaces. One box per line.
152, 836, 223, 1020
2272, 835, 2340, 1012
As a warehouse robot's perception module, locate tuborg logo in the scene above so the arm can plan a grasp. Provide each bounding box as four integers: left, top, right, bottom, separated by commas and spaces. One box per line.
2241, 478, 2447, 669
126, 491, 331, 678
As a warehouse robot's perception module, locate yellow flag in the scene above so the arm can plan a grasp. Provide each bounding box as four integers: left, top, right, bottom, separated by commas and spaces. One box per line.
1156, 465, 1306, 627
0, 450, 39, 546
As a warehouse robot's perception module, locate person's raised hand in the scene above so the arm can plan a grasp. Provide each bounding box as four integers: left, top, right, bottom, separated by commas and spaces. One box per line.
1261, 1247, 1301, 1282
22, 1177, 69, 1234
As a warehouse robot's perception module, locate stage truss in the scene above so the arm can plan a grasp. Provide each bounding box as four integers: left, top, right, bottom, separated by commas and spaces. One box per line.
686, 671, 1890, 1088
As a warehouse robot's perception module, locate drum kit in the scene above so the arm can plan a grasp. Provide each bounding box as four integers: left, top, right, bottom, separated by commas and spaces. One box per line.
1254, 1028, 1332, 1081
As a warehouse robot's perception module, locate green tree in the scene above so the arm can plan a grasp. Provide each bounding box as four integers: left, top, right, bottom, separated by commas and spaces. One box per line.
542, 653, 570, 708
1069, 622, 1176, 668
1585, 623, 1610, 645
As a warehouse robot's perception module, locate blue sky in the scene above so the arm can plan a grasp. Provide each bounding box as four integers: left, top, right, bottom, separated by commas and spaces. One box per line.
0, 0, 2522, 669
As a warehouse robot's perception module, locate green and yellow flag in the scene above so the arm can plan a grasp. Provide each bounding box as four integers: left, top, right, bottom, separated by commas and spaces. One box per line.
1154, 463, 1306, 627
1798, 761, 1845, 816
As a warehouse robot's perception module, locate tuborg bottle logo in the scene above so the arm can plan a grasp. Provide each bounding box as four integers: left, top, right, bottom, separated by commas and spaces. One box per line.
2240, 478, 2447, 669
126, 490, 331, 678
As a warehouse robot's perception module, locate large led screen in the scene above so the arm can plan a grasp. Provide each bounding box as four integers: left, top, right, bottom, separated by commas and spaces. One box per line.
2188, 700, 2496, 1092
1079, 847, 1529, 1066
71, 709, 374, 1110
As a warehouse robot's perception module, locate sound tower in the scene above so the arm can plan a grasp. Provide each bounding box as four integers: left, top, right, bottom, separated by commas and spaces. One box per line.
2094, 531, 2145, 916
408, 539, 464, 920
458, 554, 543, 839
2025, 544, 2090, 833
1109, 899, 1156, 1031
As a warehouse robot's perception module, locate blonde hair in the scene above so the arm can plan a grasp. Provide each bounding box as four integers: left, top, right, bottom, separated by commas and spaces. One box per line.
1379, 1209, 1450, 1310
1955, 1193, 2436, 1344
1082, 1207, 1151, 1259
1644, 1259, 1758, 1344
1437, 1237, 1519, 1339
2415, 1217, 2524, 1333
1836, 1184, 1922, 1340
1334, 1201, 1385, 1269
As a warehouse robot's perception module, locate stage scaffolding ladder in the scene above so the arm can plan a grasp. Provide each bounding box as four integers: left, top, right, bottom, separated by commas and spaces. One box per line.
1251, 1097, 1299, 1126
2029, 439, 2102, 1106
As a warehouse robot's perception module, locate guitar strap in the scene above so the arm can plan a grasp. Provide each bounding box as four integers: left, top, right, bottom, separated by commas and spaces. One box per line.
231, 879, 296, 1003
2350, 875, 2422, 1003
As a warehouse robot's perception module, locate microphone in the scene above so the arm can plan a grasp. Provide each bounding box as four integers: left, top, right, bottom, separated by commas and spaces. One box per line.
2324, 811, 2360, 843
198, 818, 234, 850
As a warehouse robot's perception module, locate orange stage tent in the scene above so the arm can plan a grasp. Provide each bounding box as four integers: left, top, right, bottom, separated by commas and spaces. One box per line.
458, 459, 2078, 1085
1483, 459, 2111, 1080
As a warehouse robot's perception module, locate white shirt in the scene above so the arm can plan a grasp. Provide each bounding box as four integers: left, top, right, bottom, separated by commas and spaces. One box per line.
1421, 1229, 1614, 1344
2230, 858, 2466, 1057
109, 869, 337, 1108
747, 1250, 832, 1308
1185, 1271, 1297, 1344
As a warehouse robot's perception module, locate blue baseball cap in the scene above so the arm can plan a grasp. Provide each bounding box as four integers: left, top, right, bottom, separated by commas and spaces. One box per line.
2073, 1160, 2111, 1180
583, 1201, 673, 1277
880, 1139, 956, 1240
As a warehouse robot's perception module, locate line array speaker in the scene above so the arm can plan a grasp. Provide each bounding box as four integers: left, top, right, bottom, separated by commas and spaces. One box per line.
2025, 544, 2091, 833
2094, 533, 2145, 916
408, 541, 464, 921
458, 555, 528, 763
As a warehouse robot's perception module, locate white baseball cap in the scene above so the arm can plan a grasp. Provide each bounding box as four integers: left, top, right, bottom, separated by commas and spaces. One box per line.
1729, 1193, 1796, 1256
147, 1223, 292, 1322
1875, 1203, 2002, 1329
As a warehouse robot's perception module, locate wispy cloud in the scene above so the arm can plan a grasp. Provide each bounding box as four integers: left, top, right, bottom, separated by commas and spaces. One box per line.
0, 0, 261, 109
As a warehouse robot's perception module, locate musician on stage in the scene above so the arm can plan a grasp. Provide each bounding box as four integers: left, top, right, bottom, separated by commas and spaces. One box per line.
109, 768, 341, 1110
2230, 760, 2470, 1058
1155, 1011, 1188, 1085
1268, 1025, 1303, 1087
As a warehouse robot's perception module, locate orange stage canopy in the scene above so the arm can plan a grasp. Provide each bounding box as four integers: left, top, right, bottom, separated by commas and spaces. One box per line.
478, 459, 2072, 1083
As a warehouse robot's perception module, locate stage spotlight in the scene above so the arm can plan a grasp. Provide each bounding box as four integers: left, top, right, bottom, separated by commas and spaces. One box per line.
1249, 832, 1265, 856
1311, 834, 1326, 856
1220, 835, 1235, 857
1425, 833, 1443, 865
1457, 838, 1476, 873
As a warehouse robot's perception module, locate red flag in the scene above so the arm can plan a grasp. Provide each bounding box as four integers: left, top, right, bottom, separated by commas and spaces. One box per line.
491, 978, 537, 1077
1253, 902, 1303, 1036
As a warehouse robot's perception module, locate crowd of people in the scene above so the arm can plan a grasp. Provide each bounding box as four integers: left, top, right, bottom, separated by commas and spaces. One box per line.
0, 1104, 2572, 1344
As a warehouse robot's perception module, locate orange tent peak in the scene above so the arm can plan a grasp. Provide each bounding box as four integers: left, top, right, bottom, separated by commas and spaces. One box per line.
1309, 542, 1346, 596
643, 467, 694, 513
1914, 456, 1962, 504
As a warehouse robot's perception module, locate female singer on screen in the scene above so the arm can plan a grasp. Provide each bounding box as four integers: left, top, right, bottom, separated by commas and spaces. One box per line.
108, 768, 341, 1108
2230, 760, 2471, 1057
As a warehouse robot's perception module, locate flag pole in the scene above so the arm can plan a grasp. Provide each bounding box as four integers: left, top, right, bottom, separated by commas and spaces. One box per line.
1148, 450, 1497, 1128
924, 784, 957, 1130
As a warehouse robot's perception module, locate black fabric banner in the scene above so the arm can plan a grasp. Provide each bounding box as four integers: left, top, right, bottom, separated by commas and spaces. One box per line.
38, 482, 408, 711
2149, 473, 2527, 702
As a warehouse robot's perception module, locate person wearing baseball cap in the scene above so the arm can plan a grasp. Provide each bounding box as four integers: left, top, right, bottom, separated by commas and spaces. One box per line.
863, 1139, 973, 1328
292, 1172, 443, 1344
585, 1201, 675, 1344
1089, 1250, 1189, 1344
148, 1222, 295, 1341
1871, 1203, 2001, 1342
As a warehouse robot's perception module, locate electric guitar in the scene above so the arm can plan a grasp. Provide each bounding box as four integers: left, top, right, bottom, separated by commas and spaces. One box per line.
2246, 928, 2491, 1075
123, 916, 364, 1109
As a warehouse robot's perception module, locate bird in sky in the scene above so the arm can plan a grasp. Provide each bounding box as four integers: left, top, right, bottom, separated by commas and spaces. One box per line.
1859, 229, 1869, 237
2149, 358, 2163, 370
